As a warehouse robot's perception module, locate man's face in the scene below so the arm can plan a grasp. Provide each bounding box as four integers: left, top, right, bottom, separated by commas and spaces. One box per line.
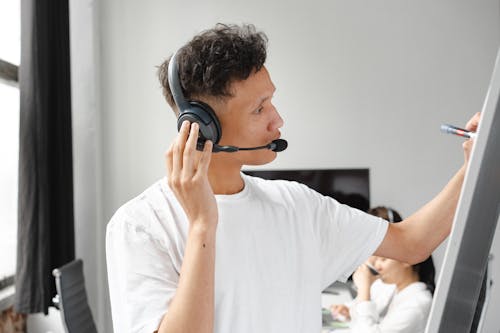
214, 66, 284, 165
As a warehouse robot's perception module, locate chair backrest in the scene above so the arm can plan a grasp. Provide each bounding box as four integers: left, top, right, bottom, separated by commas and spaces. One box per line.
53, 259, 98, 333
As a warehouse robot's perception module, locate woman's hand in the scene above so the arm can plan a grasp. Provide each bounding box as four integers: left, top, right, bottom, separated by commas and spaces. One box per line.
166, 121, 218, 229
330, 304, 351, 321
352, 263, 378, 301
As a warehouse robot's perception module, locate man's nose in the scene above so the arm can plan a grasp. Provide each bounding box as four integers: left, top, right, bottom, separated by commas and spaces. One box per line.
269, 106, 284, 130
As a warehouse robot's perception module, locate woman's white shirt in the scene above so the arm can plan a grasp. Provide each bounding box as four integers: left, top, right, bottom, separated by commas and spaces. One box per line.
349, 281, 432, 333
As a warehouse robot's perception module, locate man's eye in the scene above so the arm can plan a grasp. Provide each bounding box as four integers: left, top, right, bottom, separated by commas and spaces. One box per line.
255, 107, 263, 114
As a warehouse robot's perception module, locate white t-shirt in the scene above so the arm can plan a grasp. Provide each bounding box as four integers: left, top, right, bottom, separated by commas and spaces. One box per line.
349, 282, 432, 333
106, 174, 388, 333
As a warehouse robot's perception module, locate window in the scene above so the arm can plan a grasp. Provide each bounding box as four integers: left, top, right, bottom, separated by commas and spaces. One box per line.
0, 0, 20, 292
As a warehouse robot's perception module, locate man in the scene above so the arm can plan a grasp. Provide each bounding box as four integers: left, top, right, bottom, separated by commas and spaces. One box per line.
106, 23, 479, 333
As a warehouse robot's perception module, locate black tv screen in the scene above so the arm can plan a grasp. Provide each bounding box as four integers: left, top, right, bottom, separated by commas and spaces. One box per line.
243, 169, 370, 212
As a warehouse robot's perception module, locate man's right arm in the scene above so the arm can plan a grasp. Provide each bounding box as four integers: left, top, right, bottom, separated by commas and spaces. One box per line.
157, 223, 216, 333
158, 121, 218, 333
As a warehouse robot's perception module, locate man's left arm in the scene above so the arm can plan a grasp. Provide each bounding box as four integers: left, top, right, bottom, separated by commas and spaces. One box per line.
374, 112, 481, 264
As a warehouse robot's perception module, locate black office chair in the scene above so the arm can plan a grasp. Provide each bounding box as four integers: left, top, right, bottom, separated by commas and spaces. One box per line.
52, 259, 98, 333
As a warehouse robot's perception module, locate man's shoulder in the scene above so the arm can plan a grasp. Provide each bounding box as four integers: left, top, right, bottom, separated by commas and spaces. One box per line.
107, 178, 174, 230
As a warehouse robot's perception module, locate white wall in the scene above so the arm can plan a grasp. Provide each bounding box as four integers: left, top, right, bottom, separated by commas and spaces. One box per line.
68, 0, 109, 331
68, 1, 499, 332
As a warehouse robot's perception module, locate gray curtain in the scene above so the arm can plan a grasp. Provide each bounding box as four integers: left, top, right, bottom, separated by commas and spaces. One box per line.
15, 0, 75, 314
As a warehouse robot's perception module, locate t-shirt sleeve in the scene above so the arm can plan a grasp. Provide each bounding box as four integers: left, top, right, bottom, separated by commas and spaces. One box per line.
106, 207, 180, 333
300, 186, 388, 288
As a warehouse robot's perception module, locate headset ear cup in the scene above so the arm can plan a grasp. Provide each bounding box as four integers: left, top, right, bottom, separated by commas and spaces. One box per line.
177, 101, 222, 144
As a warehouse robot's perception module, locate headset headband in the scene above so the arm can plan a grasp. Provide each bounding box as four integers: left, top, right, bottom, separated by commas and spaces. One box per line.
167, 51, 190, 112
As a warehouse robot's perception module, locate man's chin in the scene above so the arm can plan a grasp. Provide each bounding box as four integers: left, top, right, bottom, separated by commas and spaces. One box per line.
243, 151, 277, 166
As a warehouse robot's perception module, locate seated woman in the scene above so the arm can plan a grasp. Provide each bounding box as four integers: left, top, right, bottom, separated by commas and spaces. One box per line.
331, 206, 436, 333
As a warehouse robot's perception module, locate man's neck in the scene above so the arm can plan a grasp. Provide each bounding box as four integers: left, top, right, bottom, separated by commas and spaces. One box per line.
208, 157, 244, 195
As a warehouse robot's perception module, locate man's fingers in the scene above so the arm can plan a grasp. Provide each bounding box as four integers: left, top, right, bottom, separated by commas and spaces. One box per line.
465, 112, 481, 132
183, 122, 200, 173
197, 140, 213, 176
463, 139, 473, 151
173, 120, 190, 173
165, 143, 174, 176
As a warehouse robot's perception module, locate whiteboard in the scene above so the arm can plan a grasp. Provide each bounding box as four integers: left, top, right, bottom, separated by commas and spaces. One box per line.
425, 48, 500, 332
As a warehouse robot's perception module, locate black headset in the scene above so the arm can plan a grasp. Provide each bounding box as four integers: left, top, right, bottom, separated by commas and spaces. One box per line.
167, 51, 222, 149
166, 50, 288, 153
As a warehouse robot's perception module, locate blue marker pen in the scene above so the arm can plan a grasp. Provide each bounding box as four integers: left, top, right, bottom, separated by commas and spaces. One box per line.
440, 124, 477, 139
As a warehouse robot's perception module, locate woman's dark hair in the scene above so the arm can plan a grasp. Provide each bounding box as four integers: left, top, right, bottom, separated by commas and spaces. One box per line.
368, 206, 435, 294
157, 23, 268, 111
367, 206, 402, 223
413, 256, 436, 295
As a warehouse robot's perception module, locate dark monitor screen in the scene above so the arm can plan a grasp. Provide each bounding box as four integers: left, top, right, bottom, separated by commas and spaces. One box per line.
242, 169, 370, 212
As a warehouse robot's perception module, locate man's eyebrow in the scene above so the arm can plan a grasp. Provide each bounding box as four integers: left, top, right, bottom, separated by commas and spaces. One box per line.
253, 88, 276, 108
258, 96, 270, 104
251, 96, 270, 110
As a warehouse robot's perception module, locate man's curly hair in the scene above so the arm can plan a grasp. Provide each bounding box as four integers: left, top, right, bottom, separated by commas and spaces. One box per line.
158, 23, 268, 112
